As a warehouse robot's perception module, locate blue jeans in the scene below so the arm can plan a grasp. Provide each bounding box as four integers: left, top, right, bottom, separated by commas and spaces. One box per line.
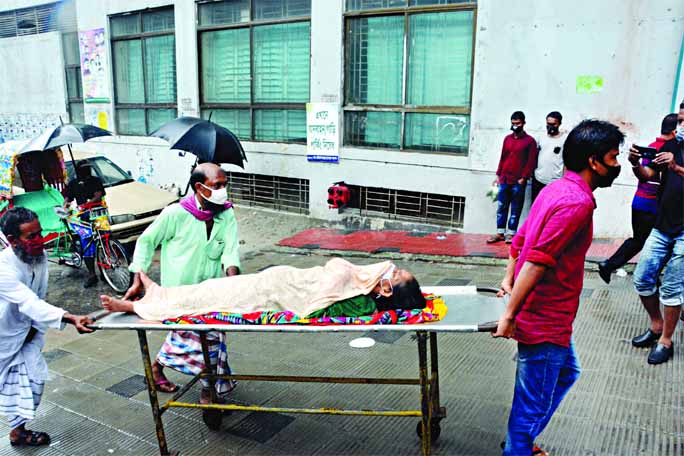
633, 228, 684, 307
503, 341, 581, 456
497, 183, 526, 235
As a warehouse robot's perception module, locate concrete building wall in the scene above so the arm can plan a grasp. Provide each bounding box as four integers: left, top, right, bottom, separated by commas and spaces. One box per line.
0, 31, 67, 140
2, 0, 683, 236
0, 32, 67, 116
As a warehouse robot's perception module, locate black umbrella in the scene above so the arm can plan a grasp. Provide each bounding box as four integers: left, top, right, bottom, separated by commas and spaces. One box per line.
149, 116, 247, 168
20, 123, 112, 157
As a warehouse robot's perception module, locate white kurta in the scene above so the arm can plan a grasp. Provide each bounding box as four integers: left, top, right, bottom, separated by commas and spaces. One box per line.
0, 248, 66, 386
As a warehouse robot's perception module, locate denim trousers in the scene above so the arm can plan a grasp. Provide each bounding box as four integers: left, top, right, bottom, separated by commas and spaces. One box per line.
633, 228, 684, 307
496, 183, 526, 234
503, 341, 581, 456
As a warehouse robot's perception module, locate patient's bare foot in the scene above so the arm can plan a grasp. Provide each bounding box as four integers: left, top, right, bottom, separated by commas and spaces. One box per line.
100, 295, 135, 313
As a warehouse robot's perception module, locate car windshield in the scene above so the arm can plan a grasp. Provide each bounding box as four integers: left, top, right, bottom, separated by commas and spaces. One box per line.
66, 156, 134, 188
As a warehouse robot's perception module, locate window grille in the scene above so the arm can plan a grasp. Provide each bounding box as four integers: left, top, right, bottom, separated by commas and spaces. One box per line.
226, 172, 310, 215
0, 1, 77, 39
346, 184, 465, 228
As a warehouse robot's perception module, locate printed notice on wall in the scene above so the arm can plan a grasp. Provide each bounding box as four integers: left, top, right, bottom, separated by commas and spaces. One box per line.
576, 75, 604, 94
78, 28, 111, 103
84, 104, 111, 130
306, 103, 339, 163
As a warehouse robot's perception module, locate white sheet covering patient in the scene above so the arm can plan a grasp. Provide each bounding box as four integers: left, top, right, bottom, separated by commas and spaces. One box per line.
101, 258, 427, 321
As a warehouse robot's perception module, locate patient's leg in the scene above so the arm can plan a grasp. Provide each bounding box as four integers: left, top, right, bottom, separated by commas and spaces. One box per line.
101, 294, 135, 313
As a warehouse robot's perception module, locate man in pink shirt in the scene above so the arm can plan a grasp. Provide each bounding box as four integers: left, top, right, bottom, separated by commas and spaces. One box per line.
493, 120, 625, 456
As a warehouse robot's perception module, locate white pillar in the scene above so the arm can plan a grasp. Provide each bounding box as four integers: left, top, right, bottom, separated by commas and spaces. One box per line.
174, 0, 200, 118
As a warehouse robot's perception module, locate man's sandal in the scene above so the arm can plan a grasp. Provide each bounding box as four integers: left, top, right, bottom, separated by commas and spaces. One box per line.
154, 378, 179, 393
10, 429, 51, 447
499, 441, 549, 456
532, 445, 549, 456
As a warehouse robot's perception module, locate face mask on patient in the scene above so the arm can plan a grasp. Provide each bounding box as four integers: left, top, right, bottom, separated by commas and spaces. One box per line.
379, 264, 396, 294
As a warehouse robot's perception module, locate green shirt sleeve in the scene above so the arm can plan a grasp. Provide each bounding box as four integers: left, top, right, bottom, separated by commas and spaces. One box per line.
307, 295, 377, 319
129, 206, 174, 274
220, 208, 241, 272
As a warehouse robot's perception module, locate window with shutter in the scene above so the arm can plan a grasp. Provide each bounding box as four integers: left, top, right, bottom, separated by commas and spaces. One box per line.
344, 1, 476, 154
198, 0, 311, 143
110, 7, 177, 135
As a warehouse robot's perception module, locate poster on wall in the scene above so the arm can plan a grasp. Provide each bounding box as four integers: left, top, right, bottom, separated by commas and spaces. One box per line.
576, 75, 604, 94
78, 28, 111, 103
306, 103, 339, 163
84, 104, 112, 131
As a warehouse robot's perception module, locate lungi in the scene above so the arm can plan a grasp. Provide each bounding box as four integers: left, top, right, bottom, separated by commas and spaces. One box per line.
0, 363, 44, 429
157, 331, 236, 395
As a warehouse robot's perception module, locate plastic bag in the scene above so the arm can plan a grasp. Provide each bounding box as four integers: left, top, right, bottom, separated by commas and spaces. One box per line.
486, 184, 498, 203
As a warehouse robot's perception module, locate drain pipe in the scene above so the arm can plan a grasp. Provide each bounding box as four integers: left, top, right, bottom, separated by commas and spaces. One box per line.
672, 33, 684, 112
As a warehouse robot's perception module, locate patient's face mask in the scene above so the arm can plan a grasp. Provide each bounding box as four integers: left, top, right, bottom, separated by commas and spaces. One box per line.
380, 265, 395, 294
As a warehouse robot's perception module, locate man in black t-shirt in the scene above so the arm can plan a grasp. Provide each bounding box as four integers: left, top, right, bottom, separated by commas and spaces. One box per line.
63, 163, 106, 288
631, 102, 684, 365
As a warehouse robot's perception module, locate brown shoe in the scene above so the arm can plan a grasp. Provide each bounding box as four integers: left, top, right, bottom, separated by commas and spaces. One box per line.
487, 234, 505, 244
505, 234, 513, 244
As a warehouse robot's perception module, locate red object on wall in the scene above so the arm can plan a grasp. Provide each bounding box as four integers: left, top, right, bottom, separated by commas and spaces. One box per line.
327, 183, 350, 209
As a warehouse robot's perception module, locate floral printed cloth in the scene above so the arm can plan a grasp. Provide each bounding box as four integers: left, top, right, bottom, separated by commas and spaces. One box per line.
163, 294, 447, 326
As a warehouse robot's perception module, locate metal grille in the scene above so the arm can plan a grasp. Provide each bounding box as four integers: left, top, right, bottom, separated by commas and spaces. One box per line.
226, 172, 310, 215
347, 185, 465, 228
0, 1, 77, 39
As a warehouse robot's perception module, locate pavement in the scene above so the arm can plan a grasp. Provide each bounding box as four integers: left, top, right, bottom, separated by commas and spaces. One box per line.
1, 210, 681, 456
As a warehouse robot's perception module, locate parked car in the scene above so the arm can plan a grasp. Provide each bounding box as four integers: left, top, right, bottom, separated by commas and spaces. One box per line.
64, 150, 178, 244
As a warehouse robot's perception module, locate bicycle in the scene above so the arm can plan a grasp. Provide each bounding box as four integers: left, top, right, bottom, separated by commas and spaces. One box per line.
48, 202, 132, 293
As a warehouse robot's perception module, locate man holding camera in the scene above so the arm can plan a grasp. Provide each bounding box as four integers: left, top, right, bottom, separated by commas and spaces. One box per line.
598, 113, 679, 283
631, 101, 684, 365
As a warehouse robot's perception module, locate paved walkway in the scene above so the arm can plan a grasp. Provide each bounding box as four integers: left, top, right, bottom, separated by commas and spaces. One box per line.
2, 249, 680, 455
278, 229, 632, 263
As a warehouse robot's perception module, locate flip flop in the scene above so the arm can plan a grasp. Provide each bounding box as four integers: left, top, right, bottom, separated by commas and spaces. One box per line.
154, 378, 179, 393
499, 441, 549, 456
533, 445, 549, 456
10, 429, 51, 447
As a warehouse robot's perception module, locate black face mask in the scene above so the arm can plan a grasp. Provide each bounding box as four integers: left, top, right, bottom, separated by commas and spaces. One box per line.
595, 157, 621, 188
510, 125, 523, 134
546, 124, 559, 135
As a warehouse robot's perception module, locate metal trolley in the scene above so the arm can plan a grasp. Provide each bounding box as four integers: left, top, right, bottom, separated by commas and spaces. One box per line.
88, 286, 504, 456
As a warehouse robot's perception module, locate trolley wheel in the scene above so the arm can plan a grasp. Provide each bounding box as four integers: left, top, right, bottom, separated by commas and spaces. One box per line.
416, 420, 441, 443
202, 409, 223, 430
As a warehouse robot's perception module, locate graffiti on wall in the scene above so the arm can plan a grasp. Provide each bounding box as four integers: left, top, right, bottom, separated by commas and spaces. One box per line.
135, 148, 156, 185
0, 113, 63, 143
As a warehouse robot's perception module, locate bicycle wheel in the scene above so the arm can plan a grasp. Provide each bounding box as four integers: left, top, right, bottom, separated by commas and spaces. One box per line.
96, 238, 132, 293
63, 230, 83, 268
44, 230, 81, 268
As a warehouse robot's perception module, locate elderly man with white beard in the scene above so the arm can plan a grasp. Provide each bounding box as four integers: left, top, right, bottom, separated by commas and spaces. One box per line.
0, 207, 92, 447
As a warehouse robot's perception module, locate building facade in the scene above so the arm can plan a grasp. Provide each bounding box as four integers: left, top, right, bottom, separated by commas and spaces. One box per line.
1, 0, 683, 237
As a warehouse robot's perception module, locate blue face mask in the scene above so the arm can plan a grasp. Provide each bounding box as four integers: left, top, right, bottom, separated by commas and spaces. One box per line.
676, 125, 684, 142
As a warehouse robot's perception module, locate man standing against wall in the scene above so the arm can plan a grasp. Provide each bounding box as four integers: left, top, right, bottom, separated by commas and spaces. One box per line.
532, 111, 566, 201
488, 111, 538, 244
124, 163, 241, 403
494, 120, 624, 456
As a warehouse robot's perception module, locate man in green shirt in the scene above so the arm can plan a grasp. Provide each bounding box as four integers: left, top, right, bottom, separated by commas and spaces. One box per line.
124, 163, 240, 401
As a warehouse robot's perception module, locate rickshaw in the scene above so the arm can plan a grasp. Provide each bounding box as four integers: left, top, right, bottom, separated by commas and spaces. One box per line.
0, 140, 132, 293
